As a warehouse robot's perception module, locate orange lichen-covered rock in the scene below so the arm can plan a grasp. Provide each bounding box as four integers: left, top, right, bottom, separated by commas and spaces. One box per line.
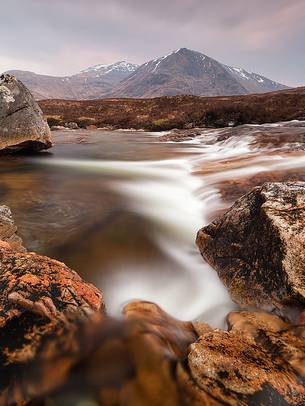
123, 300, 199, 358
0, 241, 104, 365
0, 204, 103, 379
187, 312, 305, 405
2, 303, 303, 406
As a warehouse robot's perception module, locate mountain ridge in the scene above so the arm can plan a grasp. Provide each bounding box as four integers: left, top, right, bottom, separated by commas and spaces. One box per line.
6, 61, 139, 100
109, 48, 287, 98
5, 48, 288, 100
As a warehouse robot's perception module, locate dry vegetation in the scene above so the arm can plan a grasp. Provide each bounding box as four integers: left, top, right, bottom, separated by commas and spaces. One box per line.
39, 86, 305, 131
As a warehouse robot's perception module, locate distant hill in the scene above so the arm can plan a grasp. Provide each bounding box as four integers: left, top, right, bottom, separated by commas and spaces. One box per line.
6, 61, 139, 100
6, 48, 288, 99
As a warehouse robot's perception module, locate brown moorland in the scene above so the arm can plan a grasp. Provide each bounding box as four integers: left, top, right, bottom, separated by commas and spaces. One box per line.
39, 86, 305, 131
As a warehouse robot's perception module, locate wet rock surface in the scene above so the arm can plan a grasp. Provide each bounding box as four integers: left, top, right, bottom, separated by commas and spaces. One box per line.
158, 128, 203, 142
0, 205, 24, 251
197, 182, 305, 310
0, 206, 104, 403
0, 241, 104, 393
0, 74, 53, 152
3, 302, 304, 406
218, 167, 305, 207
0, 242, 104, 327
187, 311, 305, 405
215, 124, 305, 149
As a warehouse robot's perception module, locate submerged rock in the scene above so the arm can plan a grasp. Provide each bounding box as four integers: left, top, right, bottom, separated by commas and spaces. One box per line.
197, 182, 305, 310
0, 74, 53, 152
159, 128, 202, 142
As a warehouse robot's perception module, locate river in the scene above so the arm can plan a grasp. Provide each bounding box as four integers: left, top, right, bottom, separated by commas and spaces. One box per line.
0, 122, 304, 327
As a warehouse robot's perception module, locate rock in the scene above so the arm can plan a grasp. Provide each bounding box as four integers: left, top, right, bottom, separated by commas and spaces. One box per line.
183, 122, 195, 129
64, 121, 79, 130
50, 125, 66, 131
0, 206, 104, 400
185, 311, 305, 405
0, 74, 53, 152
197, 182, 305, 310
3, 302, 189, 405
0, 241, 104, 361
123, 301, 199, 358
159, 128, 202, 142
0, 205, 24, 251
5, 302, 304, 405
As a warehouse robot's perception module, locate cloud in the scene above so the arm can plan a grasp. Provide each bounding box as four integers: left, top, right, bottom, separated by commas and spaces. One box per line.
0, 0, 304, 85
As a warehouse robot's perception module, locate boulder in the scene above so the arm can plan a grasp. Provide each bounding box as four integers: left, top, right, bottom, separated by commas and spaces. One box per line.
0, 241, 104, 363
0, 206, 104, 399
184, 311, 305, 405
0, 74, 53, 152
197, 182, 305, 310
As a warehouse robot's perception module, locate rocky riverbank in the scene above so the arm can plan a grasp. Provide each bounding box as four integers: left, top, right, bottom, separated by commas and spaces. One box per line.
0, 77, 304, 405
0, 181, 304, 405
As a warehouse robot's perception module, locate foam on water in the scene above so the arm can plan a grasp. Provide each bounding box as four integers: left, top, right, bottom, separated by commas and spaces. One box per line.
35, 126, 305, 326
36, 155, 234, 325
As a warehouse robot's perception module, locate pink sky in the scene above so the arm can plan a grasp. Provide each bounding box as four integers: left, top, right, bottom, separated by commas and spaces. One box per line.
1, 0, 305, 86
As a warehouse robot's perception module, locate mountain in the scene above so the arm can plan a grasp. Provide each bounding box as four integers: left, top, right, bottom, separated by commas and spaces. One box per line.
5, 49, 288, 100
75, 61, 139, 98
110, 48, 288, 98
6, 61, 139, 100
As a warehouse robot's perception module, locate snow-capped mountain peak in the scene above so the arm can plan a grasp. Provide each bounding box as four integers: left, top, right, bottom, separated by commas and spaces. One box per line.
111, 48, 288, 98
7, 48, 288, 99
81, 61, 138, 75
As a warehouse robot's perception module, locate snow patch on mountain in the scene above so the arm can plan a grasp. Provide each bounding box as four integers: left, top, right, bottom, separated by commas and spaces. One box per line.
224, 64, 283, 85
225, 66, 252, 80
81, 61, 138, 75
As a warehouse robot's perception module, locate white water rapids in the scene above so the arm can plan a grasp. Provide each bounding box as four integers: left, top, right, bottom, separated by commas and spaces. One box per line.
35, 123, 305, 327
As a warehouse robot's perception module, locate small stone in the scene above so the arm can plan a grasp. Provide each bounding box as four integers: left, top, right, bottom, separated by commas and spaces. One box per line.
65, 121, 79, 130
0, 205, 24, 251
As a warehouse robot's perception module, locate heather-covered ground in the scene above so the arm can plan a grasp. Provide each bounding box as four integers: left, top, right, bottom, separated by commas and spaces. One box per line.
39, 86, 305, 131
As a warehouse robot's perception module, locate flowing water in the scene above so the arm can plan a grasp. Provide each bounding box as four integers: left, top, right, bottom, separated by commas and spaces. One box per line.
0, 122, 305, 327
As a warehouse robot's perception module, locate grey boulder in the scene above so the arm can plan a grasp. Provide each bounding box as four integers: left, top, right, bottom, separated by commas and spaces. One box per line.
0, 74, 53, 152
